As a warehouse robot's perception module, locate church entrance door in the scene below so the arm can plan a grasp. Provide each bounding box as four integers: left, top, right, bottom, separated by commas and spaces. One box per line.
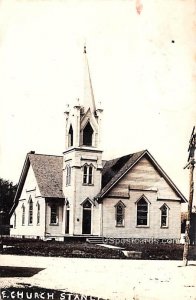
82, 200, 92, 234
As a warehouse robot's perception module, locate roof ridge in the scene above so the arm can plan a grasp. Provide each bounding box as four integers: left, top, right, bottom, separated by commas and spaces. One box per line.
28, 153, 63, 158
105, 149, 146, 163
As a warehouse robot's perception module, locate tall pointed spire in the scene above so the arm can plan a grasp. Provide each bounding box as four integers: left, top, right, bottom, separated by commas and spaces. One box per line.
83, 45, 96, 113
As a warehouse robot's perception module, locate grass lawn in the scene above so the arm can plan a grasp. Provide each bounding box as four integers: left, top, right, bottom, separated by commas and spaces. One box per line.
1, 237, 191, 260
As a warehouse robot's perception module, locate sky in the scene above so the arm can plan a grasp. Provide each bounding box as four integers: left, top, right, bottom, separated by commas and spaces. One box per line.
0, 0, 195, 203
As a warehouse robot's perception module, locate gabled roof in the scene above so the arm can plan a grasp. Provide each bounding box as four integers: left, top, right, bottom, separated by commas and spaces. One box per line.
97, 150, 187, 203
28, 153, 64, 198
10, 152, 64, 216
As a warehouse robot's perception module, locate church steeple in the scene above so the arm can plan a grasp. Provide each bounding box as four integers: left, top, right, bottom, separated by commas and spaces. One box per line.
83, 45, 96, 113
64, 46, 103, 151
63, 47, 103, 235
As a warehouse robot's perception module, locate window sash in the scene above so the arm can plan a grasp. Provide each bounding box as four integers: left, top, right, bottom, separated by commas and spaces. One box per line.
29, 201, 33, 225
83, 165, 93, 185
161, 206, 168, 227
83, 165, 88, 184
116, 213, 123, 225
116, 205, 124, 226
137, 200, 148, 226
161, 216, 167, 227
88, 166, 93, 184
50, 206, 58, 224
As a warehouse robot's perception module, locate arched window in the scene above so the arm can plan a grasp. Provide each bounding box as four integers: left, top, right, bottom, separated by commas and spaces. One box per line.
37, 202, 40, 225
83, 164, 93, 185
66, 165, 71, 186
83, 122, 93, 146
68, 125, 73, 147
28, 197, 33, 225
22, 204, 25, 226
115, 201, 126, 227
160, 204, 169, 227
50, 205, 58, 225
137, 197, 149, 226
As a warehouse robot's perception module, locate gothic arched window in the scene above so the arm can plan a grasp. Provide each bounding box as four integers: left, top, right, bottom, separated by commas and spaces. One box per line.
28, 196, 33, 225
83, 122, 93, 146
115, 201, 126, 227
160, 204, 169, 227
136, 197, 149, 226
37, 202, 40, 225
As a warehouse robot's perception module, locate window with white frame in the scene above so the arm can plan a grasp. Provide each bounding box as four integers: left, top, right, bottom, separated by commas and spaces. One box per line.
160, 204, 169, 227
28, 196, 33, 225
65, 165, 71, 186
83, 164, 93, 185
137, 197, 149, 226
115, 201, 125, 227
37, 202, 40, 225
22, 204, 25, 226
50, 205, 58, 225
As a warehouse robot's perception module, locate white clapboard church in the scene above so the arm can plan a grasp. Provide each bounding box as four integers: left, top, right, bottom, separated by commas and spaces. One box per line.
10, 47, 187, 241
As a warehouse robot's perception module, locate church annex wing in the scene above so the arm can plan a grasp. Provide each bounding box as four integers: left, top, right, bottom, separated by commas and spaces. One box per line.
10, 152, 64, 216
97, 150, 187, 203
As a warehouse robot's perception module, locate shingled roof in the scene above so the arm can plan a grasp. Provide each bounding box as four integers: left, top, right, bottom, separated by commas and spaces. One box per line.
10, 153, 64, 216
97, 150, 146, 199
97, 150, 187, 202
28, 153, 64, 198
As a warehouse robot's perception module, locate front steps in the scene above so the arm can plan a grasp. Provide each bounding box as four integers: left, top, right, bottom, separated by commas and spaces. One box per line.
86, 236, 105, 244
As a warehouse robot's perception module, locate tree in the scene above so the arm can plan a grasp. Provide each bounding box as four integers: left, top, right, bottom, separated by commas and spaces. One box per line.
0, 178, 17, 224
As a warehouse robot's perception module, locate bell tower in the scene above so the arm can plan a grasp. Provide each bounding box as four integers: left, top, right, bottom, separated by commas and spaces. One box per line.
62, 46, 103, 236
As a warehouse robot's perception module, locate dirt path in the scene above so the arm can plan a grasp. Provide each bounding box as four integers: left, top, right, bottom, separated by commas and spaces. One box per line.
0, 255, 196, 299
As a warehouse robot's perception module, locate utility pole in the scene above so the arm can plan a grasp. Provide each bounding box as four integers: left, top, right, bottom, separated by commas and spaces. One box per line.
183, 126, 196, 266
